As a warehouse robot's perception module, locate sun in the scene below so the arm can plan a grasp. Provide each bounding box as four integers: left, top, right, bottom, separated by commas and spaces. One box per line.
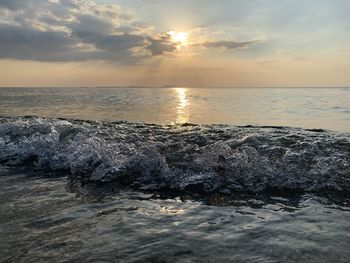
168, 31, 189, 45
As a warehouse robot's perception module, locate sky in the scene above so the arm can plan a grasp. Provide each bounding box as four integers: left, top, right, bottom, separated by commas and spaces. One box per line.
0, 0, 349, 87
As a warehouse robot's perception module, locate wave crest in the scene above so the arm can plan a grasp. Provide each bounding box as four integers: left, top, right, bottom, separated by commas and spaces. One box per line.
1, 116, 349, 197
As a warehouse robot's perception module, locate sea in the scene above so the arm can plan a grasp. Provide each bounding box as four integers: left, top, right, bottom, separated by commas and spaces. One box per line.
0, 87, 349, 262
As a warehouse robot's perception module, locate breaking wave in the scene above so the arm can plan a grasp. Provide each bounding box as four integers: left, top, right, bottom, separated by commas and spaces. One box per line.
0, 116, 349, 197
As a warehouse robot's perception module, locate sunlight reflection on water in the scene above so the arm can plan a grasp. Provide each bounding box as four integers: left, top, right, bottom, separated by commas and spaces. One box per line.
174, 87, 190, 124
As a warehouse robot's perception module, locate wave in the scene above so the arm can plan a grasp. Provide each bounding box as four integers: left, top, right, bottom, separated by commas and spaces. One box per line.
0, 116, 349, 198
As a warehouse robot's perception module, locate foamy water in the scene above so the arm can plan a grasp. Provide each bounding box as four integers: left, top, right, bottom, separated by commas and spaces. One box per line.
0, 116, 349, 197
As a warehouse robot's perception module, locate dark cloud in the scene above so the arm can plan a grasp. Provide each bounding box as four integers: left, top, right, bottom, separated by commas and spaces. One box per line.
72, 14, 115, 39
0, 24, 99, 61
59, 0, 79, 9
200, 40, 257, 50
146, 34, 177, 56
0, 24, 157, 62
96, 34, 145, 52
0, 0, 29, 11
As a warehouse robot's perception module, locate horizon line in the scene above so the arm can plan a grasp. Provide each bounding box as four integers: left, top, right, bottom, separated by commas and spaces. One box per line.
0, 86, 350, 89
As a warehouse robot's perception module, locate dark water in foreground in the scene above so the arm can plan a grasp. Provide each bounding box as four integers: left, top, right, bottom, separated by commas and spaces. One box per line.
1, 168, 350, 263
0, 116, 349, 262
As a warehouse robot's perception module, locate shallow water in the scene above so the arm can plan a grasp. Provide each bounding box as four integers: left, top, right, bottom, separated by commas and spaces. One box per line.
0, 87, 349, 131
1, 167, 350, 263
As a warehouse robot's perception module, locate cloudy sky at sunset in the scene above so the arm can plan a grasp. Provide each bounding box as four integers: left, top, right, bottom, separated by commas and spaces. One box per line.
0, 0, 349, 87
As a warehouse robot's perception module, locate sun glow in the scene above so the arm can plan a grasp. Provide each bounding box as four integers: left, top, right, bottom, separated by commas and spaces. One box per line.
168, 31, 189, 45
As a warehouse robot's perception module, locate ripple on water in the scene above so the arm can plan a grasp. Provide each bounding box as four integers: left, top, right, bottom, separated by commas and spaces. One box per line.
1, 169, 350, 263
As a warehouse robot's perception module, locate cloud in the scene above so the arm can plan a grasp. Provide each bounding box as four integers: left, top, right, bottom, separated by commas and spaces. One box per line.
0, 24, 82, 61
200, 40, 257, 50
0, 0, 256, 63
0, 0, 179, 63
146, 33, 177, 56
0, 0, 30, 11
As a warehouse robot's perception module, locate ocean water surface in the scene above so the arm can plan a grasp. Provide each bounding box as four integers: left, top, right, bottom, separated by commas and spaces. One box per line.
0, 87, 349, 131
0, 87, 349, 262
